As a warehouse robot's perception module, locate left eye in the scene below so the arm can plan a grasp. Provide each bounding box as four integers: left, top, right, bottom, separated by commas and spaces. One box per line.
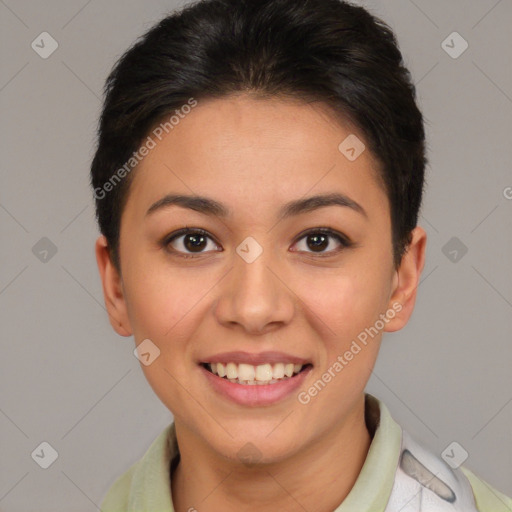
292, 229, 349, 255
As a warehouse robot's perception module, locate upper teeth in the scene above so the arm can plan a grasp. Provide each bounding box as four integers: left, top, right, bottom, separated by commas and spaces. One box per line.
208, 362, 303, 383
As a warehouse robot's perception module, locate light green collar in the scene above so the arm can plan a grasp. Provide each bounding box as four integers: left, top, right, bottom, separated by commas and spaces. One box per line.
334, 394, 402, 511
126, 393, 401, 512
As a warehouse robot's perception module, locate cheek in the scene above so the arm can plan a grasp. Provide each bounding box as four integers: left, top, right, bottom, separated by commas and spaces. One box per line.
293, 270, 386, 426
296, 266, 389, 346
123, 261, 208, 347
123, 267, 211, 411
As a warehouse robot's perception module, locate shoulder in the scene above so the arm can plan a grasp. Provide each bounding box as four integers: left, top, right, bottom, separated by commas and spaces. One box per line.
100, 423, 176, 511
384, 427, 511, 512
100, 462, 137, 512
461, 466, 512, 512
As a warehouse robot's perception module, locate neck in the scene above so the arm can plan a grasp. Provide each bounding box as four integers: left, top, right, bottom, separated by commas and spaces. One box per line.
171, 394, 372, 512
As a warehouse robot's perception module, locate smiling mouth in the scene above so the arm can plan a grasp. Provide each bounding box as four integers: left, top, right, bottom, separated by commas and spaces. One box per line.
201, 362, 313, 385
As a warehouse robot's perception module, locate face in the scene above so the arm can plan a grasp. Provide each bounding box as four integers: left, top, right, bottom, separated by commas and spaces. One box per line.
96, 94, 425, 463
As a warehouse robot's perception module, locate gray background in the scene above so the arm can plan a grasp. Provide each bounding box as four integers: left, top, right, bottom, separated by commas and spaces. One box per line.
1, 0, 511, 510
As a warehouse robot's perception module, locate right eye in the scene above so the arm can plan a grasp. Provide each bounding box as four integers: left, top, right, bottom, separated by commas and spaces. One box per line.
162, 227, 221, 258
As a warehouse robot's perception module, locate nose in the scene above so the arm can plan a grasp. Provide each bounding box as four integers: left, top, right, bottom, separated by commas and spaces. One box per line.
213, 246, 295, 335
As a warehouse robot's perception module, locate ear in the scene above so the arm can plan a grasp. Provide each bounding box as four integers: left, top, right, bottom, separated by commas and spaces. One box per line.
95, 235, 133, 337
384, 226, 427, 332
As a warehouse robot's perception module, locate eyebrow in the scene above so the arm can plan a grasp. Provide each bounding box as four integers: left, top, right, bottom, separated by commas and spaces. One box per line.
145, 192, 368, 220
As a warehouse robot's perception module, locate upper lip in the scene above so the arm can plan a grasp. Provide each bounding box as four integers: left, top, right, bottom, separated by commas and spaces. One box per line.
200, 351, 312, 366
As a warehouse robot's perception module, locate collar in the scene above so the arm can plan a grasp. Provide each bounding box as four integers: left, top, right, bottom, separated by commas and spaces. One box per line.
126, 393, 402, 512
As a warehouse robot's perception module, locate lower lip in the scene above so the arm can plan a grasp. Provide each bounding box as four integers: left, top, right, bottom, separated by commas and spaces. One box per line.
200, 364, 313, 407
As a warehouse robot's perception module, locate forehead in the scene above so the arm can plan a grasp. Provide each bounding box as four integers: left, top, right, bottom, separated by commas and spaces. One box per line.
123, 94, 387, 223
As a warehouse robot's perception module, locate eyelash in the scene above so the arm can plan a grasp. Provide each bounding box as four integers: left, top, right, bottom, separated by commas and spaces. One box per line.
161, 226, 354, 259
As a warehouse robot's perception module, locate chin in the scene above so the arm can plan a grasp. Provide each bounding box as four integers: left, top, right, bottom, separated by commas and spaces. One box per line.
210, 429, 301, 466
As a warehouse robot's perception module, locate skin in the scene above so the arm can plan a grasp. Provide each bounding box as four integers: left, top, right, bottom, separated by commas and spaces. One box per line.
95, 94, 426, 512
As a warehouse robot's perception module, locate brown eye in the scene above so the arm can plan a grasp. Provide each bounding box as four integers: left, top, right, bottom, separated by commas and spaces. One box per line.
181, 233, 208, 252
163, 228, 220, 258
292, 228, 351, 256
305, 233, 330, 252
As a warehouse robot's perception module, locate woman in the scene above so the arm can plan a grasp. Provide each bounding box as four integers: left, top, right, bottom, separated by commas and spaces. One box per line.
91, 0, 512, 510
